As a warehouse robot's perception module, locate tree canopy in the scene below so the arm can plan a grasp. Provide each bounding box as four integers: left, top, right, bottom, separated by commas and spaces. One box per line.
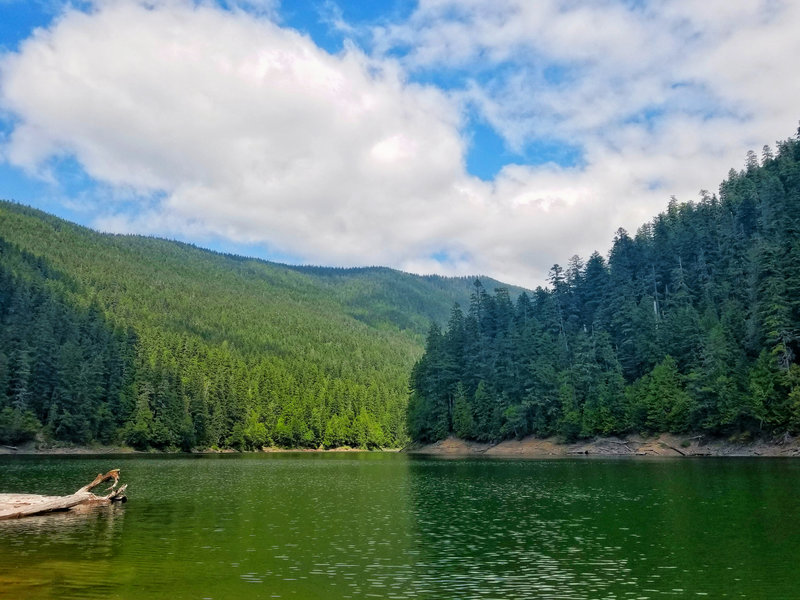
0, 203, 515, 449
409, 132, 800, 443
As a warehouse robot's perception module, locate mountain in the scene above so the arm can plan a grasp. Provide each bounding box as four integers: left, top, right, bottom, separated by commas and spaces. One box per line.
0, 201, 523, 449
409, 133, 800, 443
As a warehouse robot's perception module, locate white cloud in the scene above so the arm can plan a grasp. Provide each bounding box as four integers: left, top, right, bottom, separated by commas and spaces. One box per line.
376, 0, 800, 144
2, 0, 800, 288
0, 1, 472, 267
368, 0, 800, 280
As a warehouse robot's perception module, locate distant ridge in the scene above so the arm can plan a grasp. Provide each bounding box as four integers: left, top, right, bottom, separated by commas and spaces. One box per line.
0, 201, 524, 450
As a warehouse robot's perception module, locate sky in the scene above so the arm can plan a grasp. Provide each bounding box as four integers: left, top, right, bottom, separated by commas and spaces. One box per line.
1, 0, 799, 288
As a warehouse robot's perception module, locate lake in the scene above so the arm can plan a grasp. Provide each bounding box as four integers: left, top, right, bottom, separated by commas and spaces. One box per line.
1, 453, 799, 599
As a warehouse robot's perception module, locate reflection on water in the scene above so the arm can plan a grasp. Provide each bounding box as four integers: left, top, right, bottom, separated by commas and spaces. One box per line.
0, 503, 126, 599
1, 454, 799, 599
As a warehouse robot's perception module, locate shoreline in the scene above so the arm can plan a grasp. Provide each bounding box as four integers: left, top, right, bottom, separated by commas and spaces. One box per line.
4, 434, 800, 457
0, 444, 398, 456
406, 433, 800, 458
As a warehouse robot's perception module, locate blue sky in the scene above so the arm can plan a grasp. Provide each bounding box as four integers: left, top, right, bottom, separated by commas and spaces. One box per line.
1, 0, 798, 286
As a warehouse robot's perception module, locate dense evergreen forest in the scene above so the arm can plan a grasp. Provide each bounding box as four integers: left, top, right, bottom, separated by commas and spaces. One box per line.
409, 133, 800, 443
0, 202, 516, 449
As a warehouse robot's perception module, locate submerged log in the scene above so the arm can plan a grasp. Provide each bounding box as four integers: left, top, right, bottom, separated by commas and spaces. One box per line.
0, 469, 127, 520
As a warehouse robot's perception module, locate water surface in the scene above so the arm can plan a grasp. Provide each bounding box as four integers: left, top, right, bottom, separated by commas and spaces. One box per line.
1, 454, 799, 599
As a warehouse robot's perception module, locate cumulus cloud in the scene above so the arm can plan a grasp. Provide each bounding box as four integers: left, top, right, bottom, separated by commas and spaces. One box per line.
1, 0, 800, 287
1, 1, 471, 265
369, 0, 800, 277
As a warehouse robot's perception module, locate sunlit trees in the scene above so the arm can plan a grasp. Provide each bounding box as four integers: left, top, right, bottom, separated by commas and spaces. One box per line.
409, 132, 800, 442
0, 202, 510, 450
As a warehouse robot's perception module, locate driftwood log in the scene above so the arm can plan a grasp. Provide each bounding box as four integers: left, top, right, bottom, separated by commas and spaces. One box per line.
0, 469, 127, 520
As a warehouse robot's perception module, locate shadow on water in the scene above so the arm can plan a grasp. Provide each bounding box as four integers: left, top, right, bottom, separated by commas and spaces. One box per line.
0, 503, 127, 600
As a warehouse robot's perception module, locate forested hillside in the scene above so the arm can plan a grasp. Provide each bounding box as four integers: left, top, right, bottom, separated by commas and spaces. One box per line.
409, 133, 800, 443
0, 202, 515, 449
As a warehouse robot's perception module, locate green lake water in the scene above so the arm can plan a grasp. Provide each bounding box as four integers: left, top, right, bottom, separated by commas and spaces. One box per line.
1, 453, 799, 599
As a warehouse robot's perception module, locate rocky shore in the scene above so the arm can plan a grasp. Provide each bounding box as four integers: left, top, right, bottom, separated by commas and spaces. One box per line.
407, 433, 800, 457
4, 434, 799, 457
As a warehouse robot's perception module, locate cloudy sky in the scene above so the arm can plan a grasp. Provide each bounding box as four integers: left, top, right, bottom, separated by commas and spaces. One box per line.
1, 0, 798, 287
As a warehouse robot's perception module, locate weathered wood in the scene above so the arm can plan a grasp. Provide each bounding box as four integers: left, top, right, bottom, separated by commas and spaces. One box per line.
662, 444, 686, 456
0, 469, 127, 520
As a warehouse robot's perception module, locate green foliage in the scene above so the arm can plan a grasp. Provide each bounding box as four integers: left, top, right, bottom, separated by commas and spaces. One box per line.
786, 365, 800, 433
451, 383, 475, 439
628, 356, 694, 433
409, 132, 800, 442
242, 409, 268, 450
0, 407, 41, 445
0, 203, 512, 450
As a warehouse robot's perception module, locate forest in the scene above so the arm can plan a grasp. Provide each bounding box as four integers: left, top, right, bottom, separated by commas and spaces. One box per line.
0, 202, 514, 450
3, 131, 800, 450
408, 132, 800, 443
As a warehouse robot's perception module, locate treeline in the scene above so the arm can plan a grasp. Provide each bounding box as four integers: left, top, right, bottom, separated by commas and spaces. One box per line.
0, 238, 407, 449
0, 240, 134, 445
0, 203, 478, 449
408, 132, 800, 443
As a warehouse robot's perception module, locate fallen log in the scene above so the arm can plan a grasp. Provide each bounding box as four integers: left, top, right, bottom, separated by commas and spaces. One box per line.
0, 469, 127, 520
662, 443, 687, 456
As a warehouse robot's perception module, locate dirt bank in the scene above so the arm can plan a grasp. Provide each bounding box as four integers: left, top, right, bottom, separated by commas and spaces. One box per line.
5, 436, 798, 457
408, 433, 800, 457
